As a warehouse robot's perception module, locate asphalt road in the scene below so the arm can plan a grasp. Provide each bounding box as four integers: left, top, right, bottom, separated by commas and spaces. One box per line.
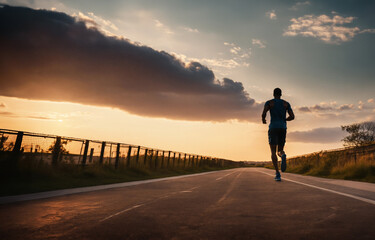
0, 168, 374, 240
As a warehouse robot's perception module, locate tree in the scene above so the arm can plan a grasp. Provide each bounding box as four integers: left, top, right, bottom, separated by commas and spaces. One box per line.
341, 121, 375, 147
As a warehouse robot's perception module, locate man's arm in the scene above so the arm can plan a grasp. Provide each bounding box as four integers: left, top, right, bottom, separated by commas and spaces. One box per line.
261, 102, 270, 124
286, 107, 295, 121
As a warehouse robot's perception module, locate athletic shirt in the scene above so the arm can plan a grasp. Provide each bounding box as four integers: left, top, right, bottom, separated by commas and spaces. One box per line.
265, 98, 291, 129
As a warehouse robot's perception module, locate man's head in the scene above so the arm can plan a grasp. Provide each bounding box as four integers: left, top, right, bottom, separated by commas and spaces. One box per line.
273, 88, 282, 98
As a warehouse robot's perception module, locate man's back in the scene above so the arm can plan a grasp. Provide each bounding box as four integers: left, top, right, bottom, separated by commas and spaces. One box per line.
266, 98, 291, 129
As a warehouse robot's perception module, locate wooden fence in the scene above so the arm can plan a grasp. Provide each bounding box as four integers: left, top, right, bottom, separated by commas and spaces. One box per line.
0, 129, 241, 169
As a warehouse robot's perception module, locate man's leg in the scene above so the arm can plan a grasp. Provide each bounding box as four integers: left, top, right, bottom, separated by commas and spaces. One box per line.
270, 144, 279, 173
277, 129, 286, 157
277, 146, 285, 158
277, 129, 287, 172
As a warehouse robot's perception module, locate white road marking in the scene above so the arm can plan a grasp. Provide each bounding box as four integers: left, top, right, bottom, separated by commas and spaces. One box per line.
100, 185, 201, 222
100, 204, 144, 222
217, 171, 243, 204
216, 171, 238, 180
256, 170, 375, 206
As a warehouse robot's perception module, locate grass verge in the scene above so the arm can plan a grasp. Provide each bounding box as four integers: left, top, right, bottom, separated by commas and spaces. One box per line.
285, 156, 375, 183
0, 160, 235, 197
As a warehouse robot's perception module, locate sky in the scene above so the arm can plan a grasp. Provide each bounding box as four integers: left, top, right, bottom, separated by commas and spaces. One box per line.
0, 0, 374, 161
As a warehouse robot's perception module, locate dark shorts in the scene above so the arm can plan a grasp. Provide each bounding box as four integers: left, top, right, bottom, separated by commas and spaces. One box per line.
268, 128, 286, 147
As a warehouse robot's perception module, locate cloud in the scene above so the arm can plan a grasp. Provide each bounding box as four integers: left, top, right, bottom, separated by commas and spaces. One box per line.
0, 110, 57, 120
266, 10, 277, 20
290, 1, 311, 11
154, 19, 174, 35
338, 104, 354, 111
283, 13, 375, 44
252, 39, 266, 48
289, 127, 346, 143
298, 102, 360, 113
0, 5, 262, 122
171, 51, 245, 71
87, 12, 118, 31
223, 42, 251, 59
296, 100, 375, 123
183, 26, 199, 33
297, 106, 311, 112
358, 99, 375, 110
360, 29, 375, 34
303, 103, 333, 112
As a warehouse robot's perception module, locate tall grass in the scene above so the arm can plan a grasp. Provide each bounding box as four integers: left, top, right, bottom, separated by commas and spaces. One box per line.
286, 149, 375, 183
330, 160, 375, 182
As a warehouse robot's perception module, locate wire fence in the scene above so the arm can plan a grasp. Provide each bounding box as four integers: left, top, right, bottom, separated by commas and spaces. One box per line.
0, 129, 241, 170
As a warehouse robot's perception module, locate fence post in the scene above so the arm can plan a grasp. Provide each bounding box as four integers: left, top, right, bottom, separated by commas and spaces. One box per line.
155, 150, 159, 168
81, 140, 90, 167
167, 151, 171, 167
172, 152, 176, 168
13, 131, 23, 153
161, 151, 165, 168
115, 143, 120, 169
149, 150, 154, 168
144, 149, 148, 166
99, 141, 106, 165
109, 143, 113, 165
12, 131, 23, 167
127, 146, 132, 168
178, 153, 181, 168
89, 148, 94, 163
52, 136, 62, 166
136, 146, 140, 165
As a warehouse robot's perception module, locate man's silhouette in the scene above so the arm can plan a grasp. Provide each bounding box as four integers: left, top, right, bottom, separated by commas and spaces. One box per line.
262, 88, 294, 181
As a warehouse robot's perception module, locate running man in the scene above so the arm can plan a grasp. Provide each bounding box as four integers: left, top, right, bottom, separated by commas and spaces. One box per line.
262, 88, 295, 181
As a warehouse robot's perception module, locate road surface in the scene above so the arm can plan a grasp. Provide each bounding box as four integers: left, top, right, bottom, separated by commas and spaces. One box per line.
0, 168, 374, 240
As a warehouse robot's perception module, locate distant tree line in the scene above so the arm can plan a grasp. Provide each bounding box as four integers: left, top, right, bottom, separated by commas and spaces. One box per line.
341, 121, 375, 147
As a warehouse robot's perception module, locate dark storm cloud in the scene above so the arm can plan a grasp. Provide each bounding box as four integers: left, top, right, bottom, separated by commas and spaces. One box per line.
288, 127, 346, 143
0, 5, 261, 122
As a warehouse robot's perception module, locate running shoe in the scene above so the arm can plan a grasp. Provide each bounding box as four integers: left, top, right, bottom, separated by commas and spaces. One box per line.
274, 172, 281, 181
281, 154, 287, 172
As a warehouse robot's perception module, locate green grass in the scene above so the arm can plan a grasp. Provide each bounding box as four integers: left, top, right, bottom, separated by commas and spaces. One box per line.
0, 158, 236, 197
